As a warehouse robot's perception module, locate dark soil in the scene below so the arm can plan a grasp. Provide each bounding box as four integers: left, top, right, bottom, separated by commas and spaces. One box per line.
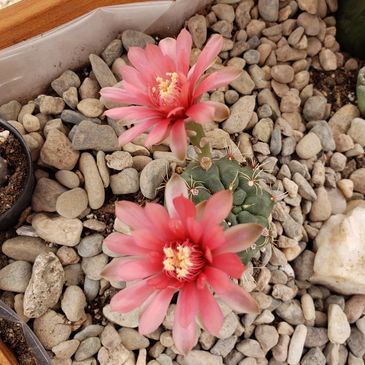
0, 318, 36, 365
0, 128, 28, 215
310, 67, 359, 112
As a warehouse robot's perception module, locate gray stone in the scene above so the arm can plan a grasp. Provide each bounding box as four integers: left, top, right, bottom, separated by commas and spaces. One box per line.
0, 100, 21, 120
61, 285, 87, 322
140, 159, 169, 199
276, 300, 305, 325
77, 99, 104, 118
293, 173, 317, 201
23, 252, 64, 318
56, 188, 88, 219
236, 339, 265, 358
328, 304, 351, 344
55, 170, 80, 189
303, 96, 327, 121
31, 177, 67, 212
184, 350, 223, 365
293, 250, 314, 281
222, 96, 256, 133
296, 132, 322, 159
72, 121, 119, 152
0, 261, 32, 293
51, 70, 81, 96
309, 120, 336, 152
119, 328, 150, 350
2, 236, 53, 262
78, 234, 103, 257
101, 39, 123, 66
305, 327, 329, 348
347, 327, 365, 357
348, 118, 365, 147
258, 0, 279, 21
103, 304, 140, 328
79, 152, 105, 209
52, 339, 80, 360
230, 70, 255, 95
121, 30, 155, 50
187, 15, 207, 49
105, 151, 133, 171
74, 337, 101, 361
255, 325, 279, 353
110, 168, 139, 195
39, 95, 65, 115
301, 347, 326, 365
40, 129, 79, 170
60, 110, 101, 125
89, 54, 117, 87
81, 254, 108, 280
74, 325, 104, 341
33, 310, 72, 350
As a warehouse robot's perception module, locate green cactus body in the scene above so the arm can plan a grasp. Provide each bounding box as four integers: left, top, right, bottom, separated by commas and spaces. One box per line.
181, 158, 274, 264
357, 67, 365, 117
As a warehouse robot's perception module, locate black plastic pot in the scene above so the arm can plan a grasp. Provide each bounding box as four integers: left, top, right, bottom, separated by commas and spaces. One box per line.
0, 119, 35, 231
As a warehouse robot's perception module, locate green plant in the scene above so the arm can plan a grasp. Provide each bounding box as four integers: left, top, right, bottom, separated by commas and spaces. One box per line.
357, 67, 365, 117
181, 158, 275, 264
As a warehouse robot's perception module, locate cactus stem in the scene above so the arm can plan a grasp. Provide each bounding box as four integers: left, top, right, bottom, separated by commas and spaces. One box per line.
186, 121, 213, 170
357, 66, 365, 117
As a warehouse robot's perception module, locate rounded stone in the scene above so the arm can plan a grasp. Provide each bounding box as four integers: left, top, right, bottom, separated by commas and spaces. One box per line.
296, 132, 322, 159
303, 96, 327, 121
77, 234, 104, 257
0, 261, 32, 293
55, 170, 80, 189
77, 98, 104, 117
140, 159, 169, 199
271, 65, 294, 84
61, 285, 87, 322
23, 113, 40, 132
56, 188, 88, 219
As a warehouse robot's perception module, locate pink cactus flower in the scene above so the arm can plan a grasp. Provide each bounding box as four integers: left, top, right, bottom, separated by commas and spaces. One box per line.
100, 29, 240, 160
102, 174, 263, 354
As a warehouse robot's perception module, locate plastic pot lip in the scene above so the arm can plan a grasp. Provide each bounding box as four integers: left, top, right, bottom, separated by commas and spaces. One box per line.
0, 118, 35, 230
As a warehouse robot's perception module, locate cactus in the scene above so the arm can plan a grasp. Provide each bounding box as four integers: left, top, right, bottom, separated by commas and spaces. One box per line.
357, 67, 365, 117
181, 158, 274, 264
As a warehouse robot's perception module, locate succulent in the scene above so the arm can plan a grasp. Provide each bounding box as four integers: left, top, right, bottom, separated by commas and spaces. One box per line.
181, 158, 275, 264
357, 66, 365, 117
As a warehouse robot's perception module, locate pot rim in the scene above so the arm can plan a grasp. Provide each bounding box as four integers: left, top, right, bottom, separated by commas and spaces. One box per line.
0, 118, 34, 225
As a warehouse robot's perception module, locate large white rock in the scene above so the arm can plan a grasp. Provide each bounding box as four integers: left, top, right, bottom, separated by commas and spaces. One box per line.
311, 203, 365, 295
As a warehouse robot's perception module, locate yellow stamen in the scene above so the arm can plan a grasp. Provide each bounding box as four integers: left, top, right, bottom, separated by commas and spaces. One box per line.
163, 245, 192, 279
155, 72, 179, 103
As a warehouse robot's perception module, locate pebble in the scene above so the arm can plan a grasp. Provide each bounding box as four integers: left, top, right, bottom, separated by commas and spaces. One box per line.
77, 234, 103, 258
100, 324, 121, 350
0, 100, 22, 120
230, 70, 255, 95
97, 151, 110, 188
140, 159, 169, 199
319, 49, 337, 71
1, 236, 53, 262
52, 339, 80, 359
293, 173, 317, 201
39, 95, 65, 115
74, 337, 101, 361
184, 350, 223, 365
187, 15, 207, 49
81, 254, 108, 280
83, 219, 106, 232
110, 168, 140, 195
287, 324, 307, 364
103, 305, 140, 328
79, 152, 105, 209
304, 327, 329, 348
255, 325, 279, 353
345, 295, 365, 323
309, 120, 336, 152
105, 151, 133, 170
276, 300, 305, 325
55, 170, 80, 189
32, 213, 83, 246
23, 113, 40, 132
348, 118, 365, 147
328, 304, 351, 344
0, 261, 32, 293
33, 310, 72, 349
32, 177, 67, 212
350, 168, 365, 194
61, 285, 87, 322
98, 344, 132, 365
218, 312, 239, 339
60, 109, 101, 125
121, 29, 155, 50
301, 347, 326, 365
89, 54, 117, 87
77, 98, 104, 118
236, 339, 264, 358
348, 327, 365, 357
252, 118, 273, 143
40, 129, 79, 170
222, 96, 256, 133
119, 328, 150, 350
310, 187, 331, 221
303, 96, 327, 121
23, 252, 64, 318
56, 188, 88, 219
295, 132, 322, 159
258, 0, 278, 21
101, 39, 123, 66
74, 325, 104, 341
51, 70, 81, 96
271, 65, 294, 84
72, 121, 119, 152
301, 293, 316, 321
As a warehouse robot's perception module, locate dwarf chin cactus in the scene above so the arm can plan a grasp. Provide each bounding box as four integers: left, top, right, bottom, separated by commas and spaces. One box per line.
357, 67, 365, 117
181, 158, 275, 264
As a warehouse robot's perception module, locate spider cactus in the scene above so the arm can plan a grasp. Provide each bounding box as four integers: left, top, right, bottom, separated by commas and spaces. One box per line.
181, 158, 275, 264
357, 66, 365, 117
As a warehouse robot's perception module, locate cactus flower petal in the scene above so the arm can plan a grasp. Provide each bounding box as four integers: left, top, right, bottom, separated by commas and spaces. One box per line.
103, 182, 260, 354
101, 29, 239, 159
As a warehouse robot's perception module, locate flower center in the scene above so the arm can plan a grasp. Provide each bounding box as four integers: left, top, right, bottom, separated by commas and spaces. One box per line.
162, 240, 205, 281
152, 72, 182, 107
